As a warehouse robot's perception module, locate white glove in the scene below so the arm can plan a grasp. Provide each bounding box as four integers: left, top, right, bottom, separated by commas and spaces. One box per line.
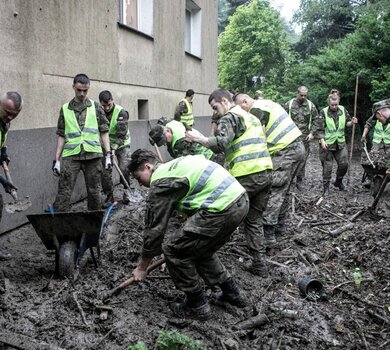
52, 160, 61, 176
105, 152, 112, 170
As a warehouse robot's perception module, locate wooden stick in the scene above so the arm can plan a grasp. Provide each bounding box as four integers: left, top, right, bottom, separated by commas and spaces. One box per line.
347, 73, 359, 185
147, 120, 164, 162
72, 292, 90, 328
328, 222, 354, 237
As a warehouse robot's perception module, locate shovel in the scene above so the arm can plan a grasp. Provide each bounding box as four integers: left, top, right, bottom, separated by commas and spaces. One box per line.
2, 162, 32, 213
112, 158, 132, 201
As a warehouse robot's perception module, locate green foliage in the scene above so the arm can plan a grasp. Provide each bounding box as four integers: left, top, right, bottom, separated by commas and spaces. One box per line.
293, 0, 366, 57
218, 0, 248, 34
218, 0, 291, 96
156, 330, 205, 350
125, 342, 148, 350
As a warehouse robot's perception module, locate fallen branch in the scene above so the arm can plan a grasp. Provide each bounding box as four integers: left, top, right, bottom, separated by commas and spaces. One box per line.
329, 223, 354, 237
72, 292, 90, 328
232, 314, 269, 331
320, 207, 350, 223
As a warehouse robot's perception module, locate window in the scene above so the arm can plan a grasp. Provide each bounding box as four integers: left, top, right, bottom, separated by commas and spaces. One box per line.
137, 99, 149, 120
120, 0, 154, 36
185, 0, 202, 57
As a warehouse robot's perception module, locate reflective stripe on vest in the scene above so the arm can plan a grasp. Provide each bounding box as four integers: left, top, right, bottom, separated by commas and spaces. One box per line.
150, 155, 245, 214
253, 99, 302, 155
225, 106, 273, 177
109, 104, 131, 150
0, 130, 8, 148
167, 120, 214, 159
288, 98, 313, 130
62, 100, 102, 157
323, 106, 346, 145
373, 121, 390, 144
179, 98, 194, 126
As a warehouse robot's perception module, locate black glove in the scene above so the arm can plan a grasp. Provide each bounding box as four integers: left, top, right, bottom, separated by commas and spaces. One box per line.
0, 147, 10, 165
0, 176, 17, 194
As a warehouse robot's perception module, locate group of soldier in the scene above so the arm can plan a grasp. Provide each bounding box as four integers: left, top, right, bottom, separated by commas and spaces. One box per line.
0, 78, 389, 320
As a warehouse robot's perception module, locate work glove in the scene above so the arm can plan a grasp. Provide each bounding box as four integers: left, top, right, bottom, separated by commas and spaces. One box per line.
52, 160, 61, 176
0, 176, 17, 194
0, 147, 10, 165
361, 135, 366, 144
105, 151, 113, 170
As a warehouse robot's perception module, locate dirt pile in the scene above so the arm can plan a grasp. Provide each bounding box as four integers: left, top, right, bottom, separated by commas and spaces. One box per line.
0, 147, 389, 349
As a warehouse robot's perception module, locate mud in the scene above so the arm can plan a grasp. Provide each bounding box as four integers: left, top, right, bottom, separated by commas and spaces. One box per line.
0, 144, 389, 350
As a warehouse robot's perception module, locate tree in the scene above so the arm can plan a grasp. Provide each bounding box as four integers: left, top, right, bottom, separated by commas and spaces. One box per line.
218, 0, 249, 34
293, 0, 367, 58
218, 0, 291, 97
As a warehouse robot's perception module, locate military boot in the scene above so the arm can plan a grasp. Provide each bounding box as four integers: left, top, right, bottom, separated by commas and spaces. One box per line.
263, 224, 276, 247
170, 290, 211, 320
322, 182, 330, 196
247, 253, 269, 278
212, 277, 247, 308
333, 178, 346, 191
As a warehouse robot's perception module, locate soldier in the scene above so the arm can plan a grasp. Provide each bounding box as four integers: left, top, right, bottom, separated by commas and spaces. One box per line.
99, 90, 131, 206
129, 149, 249, 320
361, 99, 390, 196
185, 89, 273, 276
284, 86, 318, 189
149, 120, 215, 160
52, 73, 112, 211
233, 94, 305, 244
0, 92, 22, 260
317, 93, 358, 195
174, 89, 195, 127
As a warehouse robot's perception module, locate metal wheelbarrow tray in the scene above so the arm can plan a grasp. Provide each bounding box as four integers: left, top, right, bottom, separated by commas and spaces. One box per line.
27, 210, 104, 279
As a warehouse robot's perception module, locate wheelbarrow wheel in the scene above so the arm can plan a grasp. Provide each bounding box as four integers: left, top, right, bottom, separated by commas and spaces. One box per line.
58, 241, 78, 279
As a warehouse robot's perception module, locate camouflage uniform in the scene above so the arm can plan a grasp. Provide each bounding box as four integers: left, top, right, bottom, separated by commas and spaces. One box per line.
101, 105, 131, 200
317, 106, 352, 184
53, 98, 109, 211
174, 100, 192, 123
284, 98, 318, 179
142, 166, 249, 294
207, 112, 272, 257
249, 106, 305, 228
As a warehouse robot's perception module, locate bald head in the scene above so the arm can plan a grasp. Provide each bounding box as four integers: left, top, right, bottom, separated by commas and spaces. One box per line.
0, 92, 23, 123
232, 93, 254, 112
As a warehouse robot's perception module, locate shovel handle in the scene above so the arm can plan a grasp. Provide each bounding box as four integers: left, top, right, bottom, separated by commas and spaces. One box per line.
104, 257, 166, 300
2, 161, 18, 201
147, 120, 164, 163
112, 158, 130, 190
370, 176, 390, 210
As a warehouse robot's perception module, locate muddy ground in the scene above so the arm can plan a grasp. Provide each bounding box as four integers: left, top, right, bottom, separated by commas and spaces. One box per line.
0, 144, 389, 350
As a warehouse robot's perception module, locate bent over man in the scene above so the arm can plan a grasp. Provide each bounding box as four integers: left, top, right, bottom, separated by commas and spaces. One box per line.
0, 92, 22, 260
186, 89, 273, 276
234, 94, 305, 243
130, 149, 249, 320
52, 73, 111, 211
149, 120, 215, 160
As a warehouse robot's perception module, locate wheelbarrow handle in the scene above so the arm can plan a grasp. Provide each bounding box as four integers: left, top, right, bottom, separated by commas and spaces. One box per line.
103, 257, 166, 300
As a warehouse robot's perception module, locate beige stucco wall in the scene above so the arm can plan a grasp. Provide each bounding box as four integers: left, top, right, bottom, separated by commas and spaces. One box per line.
0, 0, 218, 130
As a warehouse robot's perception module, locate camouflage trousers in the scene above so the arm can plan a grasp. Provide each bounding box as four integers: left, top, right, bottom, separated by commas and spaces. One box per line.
263, 139, 305, 226
319, 146, 348, 183
236, 170, 272, 255
162, 193, 249, 294
53, 157, 102, 212
101, 146, 132, 197
296, 139, 311, 179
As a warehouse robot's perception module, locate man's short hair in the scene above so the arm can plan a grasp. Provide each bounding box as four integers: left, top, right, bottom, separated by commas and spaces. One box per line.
157, 116, 171, 126
185, 89, 195, 97
128, 149, 158, 172
297, 86, 308, 93
208, 89, 233, 104
73, 73, 90, 85
149, 125, 167, 147
5, 91, 23, 110
99, 90, 113, 103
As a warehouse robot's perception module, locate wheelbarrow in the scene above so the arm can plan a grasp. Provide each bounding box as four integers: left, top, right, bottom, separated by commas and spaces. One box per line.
27, 210, 104, 279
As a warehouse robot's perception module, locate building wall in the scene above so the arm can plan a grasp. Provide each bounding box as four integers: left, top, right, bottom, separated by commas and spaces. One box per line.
0, 0, 218, 130
0, 0, 218, 233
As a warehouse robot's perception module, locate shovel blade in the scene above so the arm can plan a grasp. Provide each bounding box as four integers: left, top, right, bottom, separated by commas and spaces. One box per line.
5, 197, 32, 213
